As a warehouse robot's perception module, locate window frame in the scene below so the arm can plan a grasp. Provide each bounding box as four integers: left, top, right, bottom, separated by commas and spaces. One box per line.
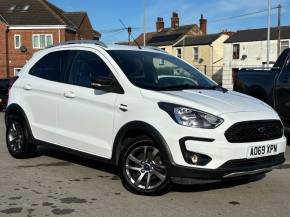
176, 48, 182, 58
14, 68, 22, 76
233, 44, 240, 60
14, 34, 21, 49
193, 47, 199, 61
280, 40, 289, 53
32, 34, 53, 49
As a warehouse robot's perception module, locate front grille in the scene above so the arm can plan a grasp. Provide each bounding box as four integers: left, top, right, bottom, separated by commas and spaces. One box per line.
225, 120, 283, 143
220, 153, 285, 170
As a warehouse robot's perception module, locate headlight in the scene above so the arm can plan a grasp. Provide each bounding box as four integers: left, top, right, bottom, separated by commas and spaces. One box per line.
159, 102, 223, 129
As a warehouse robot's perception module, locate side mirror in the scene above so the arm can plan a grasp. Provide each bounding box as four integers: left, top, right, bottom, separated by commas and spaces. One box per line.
91, 77, 123, 93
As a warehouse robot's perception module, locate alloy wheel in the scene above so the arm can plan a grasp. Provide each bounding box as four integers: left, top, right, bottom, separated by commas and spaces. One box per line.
125, 145, 167, 190
7, 122, 24, 154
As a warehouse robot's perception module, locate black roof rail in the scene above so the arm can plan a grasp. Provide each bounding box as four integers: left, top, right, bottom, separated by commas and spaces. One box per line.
46, 40, 107, 49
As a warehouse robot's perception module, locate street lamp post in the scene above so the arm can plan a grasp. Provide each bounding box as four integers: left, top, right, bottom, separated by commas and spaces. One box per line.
143, 0, 146, 47
267, 0, 271, 68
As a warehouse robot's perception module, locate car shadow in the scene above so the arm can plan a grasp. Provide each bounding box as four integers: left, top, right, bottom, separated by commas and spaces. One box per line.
37, 145, 119, 176
36, 145, 265, 193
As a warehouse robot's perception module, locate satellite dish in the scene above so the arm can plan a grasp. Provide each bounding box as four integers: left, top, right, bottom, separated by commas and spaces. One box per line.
20, 46, 27, 53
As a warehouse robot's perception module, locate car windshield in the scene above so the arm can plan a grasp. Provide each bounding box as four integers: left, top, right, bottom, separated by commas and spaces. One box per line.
107, 50, 217, 91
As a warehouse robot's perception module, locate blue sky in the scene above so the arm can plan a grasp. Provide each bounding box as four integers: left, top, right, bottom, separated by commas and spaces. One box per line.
50, 0, 290, 44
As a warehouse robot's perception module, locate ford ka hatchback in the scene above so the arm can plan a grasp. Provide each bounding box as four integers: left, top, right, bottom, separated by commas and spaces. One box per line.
5, 41, 286, 195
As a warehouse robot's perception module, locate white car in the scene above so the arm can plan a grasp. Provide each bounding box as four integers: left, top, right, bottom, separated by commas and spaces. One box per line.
5, 41, 287, 195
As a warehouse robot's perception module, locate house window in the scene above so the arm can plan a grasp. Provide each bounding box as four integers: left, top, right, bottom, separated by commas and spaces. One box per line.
176, 48, 182, 58
32, 34, 53, 49
14, 34, 21, 49
233, 44, 240, 60
14, 68, 22, 76
281, 41, 289, 53
193, 47, 199, 61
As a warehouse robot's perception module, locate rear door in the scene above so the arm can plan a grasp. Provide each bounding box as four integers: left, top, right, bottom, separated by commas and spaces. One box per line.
57, 49, 119, 158
276, 57, 290, 128
21, 50, 73, 144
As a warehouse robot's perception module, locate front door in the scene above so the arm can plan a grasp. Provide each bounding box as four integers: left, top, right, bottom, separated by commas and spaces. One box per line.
57, 49, 118, 158
276, 59, 290, 128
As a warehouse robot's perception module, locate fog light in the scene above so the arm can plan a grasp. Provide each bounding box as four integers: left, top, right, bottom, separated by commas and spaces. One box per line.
191, 154, 199, 164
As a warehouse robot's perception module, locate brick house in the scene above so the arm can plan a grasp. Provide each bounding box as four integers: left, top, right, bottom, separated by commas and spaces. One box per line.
0, 0, 101, 78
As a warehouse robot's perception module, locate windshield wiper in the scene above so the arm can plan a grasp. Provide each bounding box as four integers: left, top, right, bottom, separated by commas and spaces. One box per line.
207, 85, 228, 93
158, 84, 202, 91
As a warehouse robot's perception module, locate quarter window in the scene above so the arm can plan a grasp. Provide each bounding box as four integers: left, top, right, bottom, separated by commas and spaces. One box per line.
68, 51, 113, 88
32, 34, 53, 49
233, 44, 240, 60
14, 34, 21, 49
29, 51, 71, 82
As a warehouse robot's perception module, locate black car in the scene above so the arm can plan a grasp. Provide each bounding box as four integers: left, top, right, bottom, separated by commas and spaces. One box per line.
0, 78, 9, 111
234, 48, 290, 133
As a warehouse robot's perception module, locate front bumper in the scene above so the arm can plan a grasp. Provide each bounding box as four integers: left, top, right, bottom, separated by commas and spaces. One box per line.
161, 111, 287, 182
167, 153, 285, 181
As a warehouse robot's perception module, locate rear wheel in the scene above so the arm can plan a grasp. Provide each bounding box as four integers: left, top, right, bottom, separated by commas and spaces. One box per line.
119, 136, 171, 195
6, 115, 37, 159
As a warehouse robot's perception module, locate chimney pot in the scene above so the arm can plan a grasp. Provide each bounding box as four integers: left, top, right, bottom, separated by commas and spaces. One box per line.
171, 12, 179, 29
199, 14, 207, 35
156, 17, 164, 32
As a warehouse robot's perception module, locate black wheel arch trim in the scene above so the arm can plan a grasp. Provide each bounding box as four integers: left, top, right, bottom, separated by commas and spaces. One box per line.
112, 121, 174, 166
5, 104, 35, 143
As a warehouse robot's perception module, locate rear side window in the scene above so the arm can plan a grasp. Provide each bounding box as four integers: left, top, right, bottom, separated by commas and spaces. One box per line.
29, 51, 72, 82
68, 51, 112, 88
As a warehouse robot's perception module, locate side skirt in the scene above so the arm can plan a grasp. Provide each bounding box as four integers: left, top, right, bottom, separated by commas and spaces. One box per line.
34, 139, 116, 166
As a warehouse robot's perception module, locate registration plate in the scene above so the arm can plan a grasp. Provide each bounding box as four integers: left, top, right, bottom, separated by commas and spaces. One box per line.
247, 144, 278, 159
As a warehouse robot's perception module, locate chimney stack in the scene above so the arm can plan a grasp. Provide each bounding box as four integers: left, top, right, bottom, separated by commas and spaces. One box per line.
171, 12, 179, 29
199, 14, 207, 35
156, 17, 164, 32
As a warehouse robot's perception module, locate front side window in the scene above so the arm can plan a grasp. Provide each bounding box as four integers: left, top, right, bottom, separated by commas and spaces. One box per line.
108, 50, 216, 91
29, 51, 71, 82
32, 34, 53, 49
233, 44, 240, 60
14, 34, 21, 49
193, 47, 199, 61
68, 51, 113, 88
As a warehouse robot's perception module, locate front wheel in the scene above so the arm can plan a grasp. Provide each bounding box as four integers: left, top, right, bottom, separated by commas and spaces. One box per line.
119, 136, 171, 195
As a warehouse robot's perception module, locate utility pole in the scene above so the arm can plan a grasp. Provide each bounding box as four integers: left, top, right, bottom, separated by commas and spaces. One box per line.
277, 4, 282, 56
266, 0, 271, 68
127, 26, 132, 45
143, 0, 146, 47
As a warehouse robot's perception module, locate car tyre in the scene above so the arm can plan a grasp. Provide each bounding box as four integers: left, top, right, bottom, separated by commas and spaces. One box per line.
119, 136, 172, 196
6, 115, 37, 159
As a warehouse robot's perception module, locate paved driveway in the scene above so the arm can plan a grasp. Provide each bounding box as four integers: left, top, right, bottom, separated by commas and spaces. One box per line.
0, 112, 289, 217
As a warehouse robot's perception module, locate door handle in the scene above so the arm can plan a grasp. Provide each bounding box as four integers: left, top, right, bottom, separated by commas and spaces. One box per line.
64, 91, 76, 99
119, 104, 128, 112
23, 84, 32, 91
